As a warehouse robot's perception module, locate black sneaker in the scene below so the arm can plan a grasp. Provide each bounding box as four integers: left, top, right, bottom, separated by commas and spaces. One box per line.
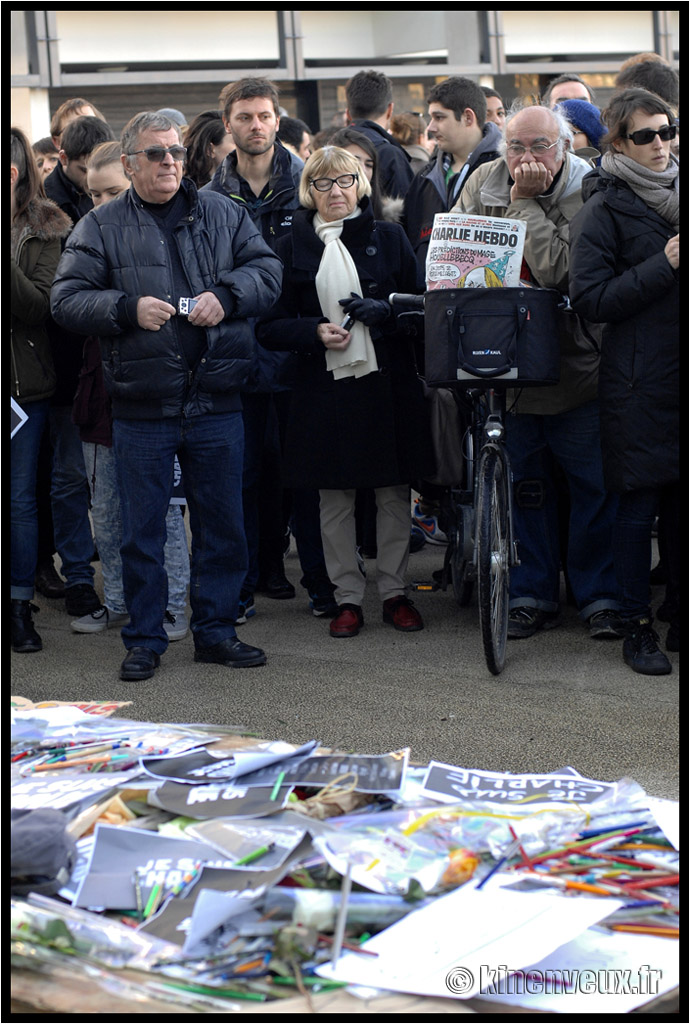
655, 600, 676, 623
309, 585, 339, 618
255, 570, 295, 600
35, 561, 66, 599
587, 609, 626, 639
64, 584, 101, 617
622, 620, 672, 675
507, 606, 560, 639
666, 622, 679, 653
234, 593, 256, 625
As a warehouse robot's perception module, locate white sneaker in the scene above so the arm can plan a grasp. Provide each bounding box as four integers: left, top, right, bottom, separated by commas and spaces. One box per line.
164, 610, 188, 641
71, 606, 129, 633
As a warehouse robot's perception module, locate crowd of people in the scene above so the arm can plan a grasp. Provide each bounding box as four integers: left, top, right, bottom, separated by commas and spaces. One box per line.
11, 54, 679, 682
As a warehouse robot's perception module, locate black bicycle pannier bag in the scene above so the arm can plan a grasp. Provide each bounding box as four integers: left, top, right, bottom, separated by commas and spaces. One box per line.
424, 287, 562, 388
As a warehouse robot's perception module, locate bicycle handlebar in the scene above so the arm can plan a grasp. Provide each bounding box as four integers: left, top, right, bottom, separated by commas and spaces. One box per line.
389, 292, 425, 315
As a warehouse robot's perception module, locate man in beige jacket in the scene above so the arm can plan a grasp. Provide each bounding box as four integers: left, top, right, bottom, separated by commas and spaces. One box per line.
454, 104, 622, 641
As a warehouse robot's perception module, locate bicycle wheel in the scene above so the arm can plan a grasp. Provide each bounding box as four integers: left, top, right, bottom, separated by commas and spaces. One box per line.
476, 446, 511, 675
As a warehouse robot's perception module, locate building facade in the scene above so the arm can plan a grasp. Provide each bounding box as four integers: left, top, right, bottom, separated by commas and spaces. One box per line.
11, 9, 679, 140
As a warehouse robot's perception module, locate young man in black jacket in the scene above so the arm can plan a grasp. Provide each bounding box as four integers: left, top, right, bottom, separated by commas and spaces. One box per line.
206, 78, 337, 620
345, 70, 415, 200
402, 77, 503, 272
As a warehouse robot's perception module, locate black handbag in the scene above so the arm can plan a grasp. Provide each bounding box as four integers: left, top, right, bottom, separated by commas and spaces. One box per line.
424, 287, 562, 388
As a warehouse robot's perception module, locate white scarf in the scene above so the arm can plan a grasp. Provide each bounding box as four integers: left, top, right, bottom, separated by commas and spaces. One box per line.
314, 209, 379, 380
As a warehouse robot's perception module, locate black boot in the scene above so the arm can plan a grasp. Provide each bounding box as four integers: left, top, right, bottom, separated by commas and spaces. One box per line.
11, 600, 43, 653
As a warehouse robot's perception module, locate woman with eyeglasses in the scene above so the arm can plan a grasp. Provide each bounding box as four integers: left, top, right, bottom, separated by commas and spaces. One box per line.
257, 147, 433, 638
569, 88, 679, 675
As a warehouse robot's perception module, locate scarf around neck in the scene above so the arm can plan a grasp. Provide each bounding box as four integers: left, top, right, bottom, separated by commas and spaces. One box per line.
601, 150, 679, 230
313, 208, 379, 380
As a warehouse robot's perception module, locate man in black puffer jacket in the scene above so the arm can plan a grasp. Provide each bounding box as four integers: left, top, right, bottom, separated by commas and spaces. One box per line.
51, 111, 283, 682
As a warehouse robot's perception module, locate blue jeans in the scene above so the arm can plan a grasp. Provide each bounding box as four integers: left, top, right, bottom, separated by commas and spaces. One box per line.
11, 399, 51, 599
506, 401, 619, 619
112, 413, 246, 653
49, 406, 95, 589
82, 442, 190, 616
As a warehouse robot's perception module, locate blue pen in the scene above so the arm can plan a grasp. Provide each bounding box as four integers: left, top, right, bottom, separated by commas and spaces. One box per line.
476, 853, 510, 890
578, 820, 650, 838
621, 899, 667, 910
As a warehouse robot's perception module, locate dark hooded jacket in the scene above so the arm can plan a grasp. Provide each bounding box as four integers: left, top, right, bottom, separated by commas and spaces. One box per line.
50, 178, 282, 421
11, 197, 72, 403
350, 119, 415, 199
204, 140, 303, 392
568, 168, 678, 493
44, 161, 97, 405
44, 160, 93, 227
402, 120, 503, 270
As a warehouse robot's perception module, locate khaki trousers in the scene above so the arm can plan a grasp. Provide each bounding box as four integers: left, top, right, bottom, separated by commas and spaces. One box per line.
318, 485, 410, 606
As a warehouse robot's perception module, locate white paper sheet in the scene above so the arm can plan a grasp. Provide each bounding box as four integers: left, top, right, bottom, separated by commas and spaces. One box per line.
646, 797, 680, 850
475, 927, 679, 1013
316, 877, 621, 998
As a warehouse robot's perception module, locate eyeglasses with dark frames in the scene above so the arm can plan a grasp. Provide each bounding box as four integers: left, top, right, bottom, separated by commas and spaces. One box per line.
623, 125, 677, 146
309, 173, 358, 192
127, 146, 187, 163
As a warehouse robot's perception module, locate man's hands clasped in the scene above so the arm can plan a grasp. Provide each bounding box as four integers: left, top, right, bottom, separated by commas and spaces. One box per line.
137, 292, 225, 331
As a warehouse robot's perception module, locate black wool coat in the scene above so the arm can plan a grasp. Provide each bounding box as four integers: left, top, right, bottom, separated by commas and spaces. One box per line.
568, 169, 678, 494
256, 201, 434, 490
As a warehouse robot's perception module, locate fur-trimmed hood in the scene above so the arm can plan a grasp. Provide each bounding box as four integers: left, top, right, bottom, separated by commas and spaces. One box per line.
381, 195, 405, 223
11, 197, 72, 258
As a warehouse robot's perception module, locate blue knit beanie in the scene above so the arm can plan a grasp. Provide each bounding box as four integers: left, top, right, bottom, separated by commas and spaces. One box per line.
556, 99, 605, 150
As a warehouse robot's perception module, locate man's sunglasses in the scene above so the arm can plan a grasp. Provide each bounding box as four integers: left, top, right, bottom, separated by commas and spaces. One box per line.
623, 125, 677, 146
127, 146, 187, 162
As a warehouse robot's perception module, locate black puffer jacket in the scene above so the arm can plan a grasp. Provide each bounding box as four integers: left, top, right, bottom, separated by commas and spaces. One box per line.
50, 178, 283, 420
569, 169, 678, 493
11, 197, 72, 403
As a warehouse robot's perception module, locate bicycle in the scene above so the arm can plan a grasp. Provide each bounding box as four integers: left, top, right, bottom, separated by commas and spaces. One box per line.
391, 286, 562, 675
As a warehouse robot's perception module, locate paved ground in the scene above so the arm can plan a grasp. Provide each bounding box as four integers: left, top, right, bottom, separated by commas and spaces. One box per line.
12, 537, 679, 800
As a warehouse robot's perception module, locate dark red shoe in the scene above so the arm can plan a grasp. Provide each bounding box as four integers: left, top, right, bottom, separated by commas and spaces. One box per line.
329, 604, 363, 638
383, 596, 424, 632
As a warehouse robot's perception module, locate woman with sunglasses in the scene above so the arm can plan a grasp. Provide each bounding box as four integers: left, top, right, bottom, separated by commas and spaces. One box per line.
257, 147, 433, 637
569, 88, 679, 674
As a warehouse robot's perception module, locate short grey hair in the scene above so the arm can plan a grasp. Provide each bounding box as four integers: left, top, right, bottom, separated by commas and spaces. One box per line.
120, 111, 182, 163
500, 101, 574, 161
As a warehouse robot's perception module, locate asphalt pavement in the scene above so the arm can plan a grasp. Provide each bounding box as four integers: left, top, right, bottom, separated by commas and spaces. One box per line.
12, 536, 679, 800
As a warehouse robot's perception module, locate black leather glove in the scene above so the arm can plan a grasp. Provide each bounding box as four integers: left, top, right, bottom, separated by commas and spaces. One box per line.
338, 292, 391, 327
